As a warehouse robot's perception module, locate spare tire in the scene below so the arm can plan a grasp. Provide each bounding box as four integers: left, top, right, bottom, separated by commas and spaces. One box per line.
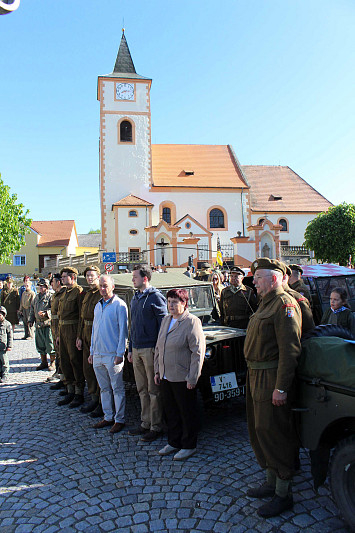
330, 435, 355, 531
302, 324, 355, 341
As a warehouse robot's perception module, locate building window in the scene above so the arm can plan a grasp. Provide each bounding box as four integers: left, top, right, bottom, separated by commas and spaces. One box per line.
129, 248, 140, 261
162, 207, 171, 224
185, 222, 191, 229
129, 210, 138, 217
120, 120, 132, 142
258, 218, 265, 226
209, 208, 224, 228
279, 218, 288, 232
129, 229, 138, 235
14, 255, 26, 266
280, 240, 289, 246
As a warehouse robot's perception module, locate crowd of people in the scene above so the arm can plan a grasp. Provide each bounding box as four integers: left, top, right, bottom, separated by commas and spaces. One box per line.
0, 259, 354, 518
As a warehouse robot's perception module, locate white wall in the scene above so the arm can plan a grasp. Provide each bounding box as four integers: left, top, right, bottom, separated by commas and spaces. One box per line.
250, 213, 320, 245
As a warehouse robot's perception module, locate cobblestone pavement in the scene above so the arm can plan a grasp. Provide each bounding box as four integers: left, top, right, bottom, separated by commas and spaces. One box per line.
0, 326, 350, 533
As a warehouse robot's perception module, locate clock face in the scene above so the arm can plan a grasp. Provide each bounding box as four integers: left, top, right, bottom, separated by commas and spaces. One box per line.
116, 83, 134, 100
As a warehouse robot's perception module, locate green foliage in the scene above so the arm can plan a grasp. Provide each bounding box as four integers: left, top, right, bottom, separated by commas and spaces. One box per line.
0, 175, 32, 264
88, 228, 101, 234
304, 203, 355, 265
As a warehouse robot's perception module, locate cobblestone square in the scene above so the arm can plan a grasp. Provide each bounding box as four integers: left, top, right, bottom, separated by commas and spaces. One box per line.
0, 326, 350, 532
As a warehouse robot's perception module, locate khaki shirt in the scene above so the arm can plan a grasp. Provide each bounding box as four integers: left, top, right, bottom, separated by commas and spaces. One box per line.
244, 286, 302, 392
289, 280, 312, 307
50, 286, 66, 338
58, 284, 84, 335
284, 285, 315, 335
220, 284, 258, 329
30, 291, 52, 327
19, 290, 36, 311
77, 286, 101, 339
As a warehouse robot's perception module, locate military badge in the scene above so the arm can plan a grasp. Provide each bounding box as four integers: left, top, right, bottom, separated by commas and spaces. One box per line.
287, 308, 295, 318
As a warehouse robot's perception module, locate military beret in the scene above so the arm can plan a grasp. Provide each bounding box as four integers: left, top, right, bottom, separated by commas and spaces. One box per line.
0, 306, 7, 317
289, 264, 303, 274
251, 257, 286, 275
37, 278, 49, 287
60, 267, 78, 276
230, 266, 245, 276
84, 265, 101, 276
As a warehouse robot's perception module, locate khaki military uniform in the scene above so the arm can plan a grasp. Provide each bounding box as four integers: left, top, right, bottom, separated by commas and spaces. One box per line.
289, 279, 312, 307
58, 284, 84, 394
220, 284, 257, 329
50, 286, 66, 371
284, 285, 315, 336
244, 286, 302, 480
29, 291, 56, 366
1, 288, 20, 326
77, 287, 101, 397
19, 290, 36, 338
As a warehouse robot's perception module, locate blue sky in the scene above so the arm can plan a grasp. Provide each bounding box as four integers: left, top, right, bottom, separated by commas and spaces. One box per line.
1, 0, 354, 234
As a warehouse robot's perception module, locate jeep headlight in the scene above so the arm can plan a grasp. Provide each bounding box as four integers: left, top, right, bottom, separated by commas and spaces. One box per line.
205, 347, 213, 360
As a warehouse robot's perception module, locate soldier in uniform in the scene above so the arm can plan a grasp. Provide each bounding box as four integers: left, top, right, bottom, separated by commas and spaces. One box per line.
48, 274, 66, 388
244, 258, 302, 518
282, 264, 315, 336
57, 267, 85, 408
29, 278, 56, 371
76, 265, 102, 414
288, 264, 312, 306
0, 276, 20, 332
219, 266, 257, 329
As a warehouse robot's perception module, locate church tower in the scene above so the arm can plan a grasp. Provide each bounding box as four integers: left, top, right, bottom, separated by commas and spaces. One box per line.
97, 31, 152, 252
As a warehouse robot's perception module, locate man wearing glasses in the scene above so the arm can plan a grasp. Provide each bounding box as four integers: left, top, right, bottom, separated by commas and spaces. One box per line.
57, 267, 85, 408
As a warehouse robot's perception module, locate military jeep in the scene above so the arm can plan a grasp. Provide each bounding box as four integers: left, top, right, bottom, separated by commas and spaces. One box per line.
79, 272, 248, 404
294, 330, 355, 530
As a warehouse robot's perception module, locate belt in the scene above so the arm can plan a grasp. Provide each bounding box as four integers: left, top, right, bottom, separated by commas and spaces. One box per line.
226, 315, 248, 321
51, 315, 59, 320
247, 360, 279, 370
84, 320, 93, 326
59, 320, 79, 326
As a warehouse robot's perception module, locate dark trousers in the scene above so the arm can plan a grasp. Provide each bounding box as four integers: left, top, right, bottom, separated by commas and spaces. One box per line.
59, 324, 84, 392
161, 379, 198, 449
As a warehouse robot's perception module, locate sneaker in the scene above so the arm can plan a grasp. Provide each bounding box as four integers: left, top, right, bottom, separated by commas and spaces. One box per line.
257, 494, 294, 518
173, 448, 196, 461
140, 430, 162, 442
247, 483, 275, 499
158, 444, 180, 456
128, 426, 150, 436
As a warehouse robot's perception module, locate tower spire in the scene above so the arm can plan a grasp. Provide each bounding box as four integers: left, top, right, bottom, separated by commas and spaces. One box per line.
113, 30, 136, 74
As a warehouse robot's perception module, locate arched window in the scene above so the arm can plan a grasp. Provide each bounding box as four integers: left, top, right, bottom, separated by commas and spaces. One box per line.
162, 207, 171, 224
258, 218, 265, 226
120, 120, 132, 142
129, 210, 137, 217
279, 218, 288, 232
209, 208, 224, 228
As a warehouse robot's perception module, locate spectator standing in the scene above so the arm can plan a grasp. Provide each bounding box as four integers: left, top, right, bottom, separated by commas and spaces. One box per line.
89, 275, 128, 434
76, 265, 102, 414
127, 265, 167, 442
57, 267, 85, 408
0, 306, 13, 383
0, 276, 20, 333
29, 279, 56, 371
244, 258, 302, 517
154, 289, 205, 460
0, 281, 3, 294
19, 276, 36, 339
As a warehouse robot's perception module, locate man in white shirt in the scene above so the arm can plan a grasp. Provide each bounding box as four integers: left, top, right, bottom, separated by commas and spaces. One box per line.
89, 275, 128, 434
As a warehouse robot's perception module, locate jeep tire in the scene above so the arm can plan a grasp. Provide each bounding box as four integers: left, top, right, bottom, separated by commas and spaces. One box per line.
330, 435, 355, 530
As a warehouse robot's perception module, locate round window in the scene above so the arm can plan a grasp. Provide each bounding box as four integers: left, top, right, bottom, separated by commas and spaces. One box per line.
129, 229, 138, 235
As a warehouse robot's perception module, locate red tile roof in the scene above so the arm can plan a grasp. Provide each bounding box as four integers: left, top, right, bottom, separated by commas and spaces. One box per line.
31, 220, 76, 248
112, 194, 153, 207
151, 145, 248, 188
242, 166, 332, 212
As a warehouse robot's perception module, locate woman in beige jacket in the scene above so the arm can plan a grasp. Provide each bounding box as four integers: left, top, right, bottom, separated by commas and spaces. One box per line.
154, 288, 205, 461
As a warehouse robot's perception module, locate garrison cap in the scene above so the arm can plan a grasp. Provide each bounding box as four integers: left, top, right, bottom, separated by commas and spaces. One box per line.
0, 306, 7, 317
251, 257, 286, 275
37, 278, 49, 287
60, 267, 78, 276
289, 264, 303, 274
84, 265, 101, 276
230, 266, 245, 276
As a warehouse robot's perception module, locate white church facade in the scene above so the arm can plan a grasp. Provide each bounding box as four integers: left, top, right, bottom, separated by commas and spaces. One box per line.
98, 32, 332, 269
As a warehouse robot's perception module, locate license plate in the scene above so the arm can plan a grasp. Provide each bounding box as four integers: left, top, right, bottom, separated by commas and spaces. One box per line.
210, 372, 245, 402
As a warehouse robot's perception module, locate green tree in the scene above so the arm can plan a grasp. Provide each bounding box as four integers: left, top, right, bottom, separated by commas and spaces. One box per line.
88, 228, 101, 234
304, 203, 355, 265
0, 175, 32, 264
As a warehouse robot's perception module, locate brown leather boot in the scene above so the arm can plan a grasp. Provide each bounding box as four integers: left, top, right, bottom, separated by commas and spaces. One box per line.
36, 354, 49, 371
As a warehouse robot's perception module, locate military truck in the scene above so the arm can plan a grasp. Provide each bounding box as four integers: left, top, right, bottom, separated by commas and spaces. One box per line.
79, 272, 248, 404
295, 330, 355, 530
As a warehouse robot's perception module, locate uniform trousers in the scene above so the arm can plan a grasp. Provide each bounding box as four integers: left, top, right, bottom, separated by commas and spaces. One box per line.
35, 326, 55, 358
22, 308, 34, 338
0, 350, 10, 378
132, 347, 162, 432
246, 370, 298, 480
161, 379, 198, 449
93, 355, 125, 423
82, 325, 100, 398
59, 324, 84, 393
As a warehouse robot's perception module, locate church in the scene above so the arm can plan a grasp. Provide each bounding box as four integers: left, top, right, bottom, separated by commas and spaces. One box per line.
97, 32, 332, 269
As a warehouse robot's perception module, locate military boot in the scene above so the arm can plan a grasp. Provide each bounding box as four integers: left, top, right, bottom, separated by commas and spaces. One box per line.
36, 354, 49, 371
48, 353, 56, 372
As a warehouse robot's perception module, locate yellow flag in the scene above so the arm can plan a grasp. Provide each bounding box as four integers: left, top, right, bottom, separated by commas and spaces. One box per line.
216, 250, 223, 266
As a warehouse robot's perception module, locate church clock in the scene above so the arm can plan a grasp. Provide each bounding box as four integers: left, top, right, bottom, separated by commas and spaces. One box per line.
116, 82, 134, 100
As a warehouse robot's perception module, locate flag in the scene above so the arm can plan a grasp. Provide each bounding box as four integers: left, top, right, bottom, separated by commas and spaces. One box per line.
216, 236, 223, 266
